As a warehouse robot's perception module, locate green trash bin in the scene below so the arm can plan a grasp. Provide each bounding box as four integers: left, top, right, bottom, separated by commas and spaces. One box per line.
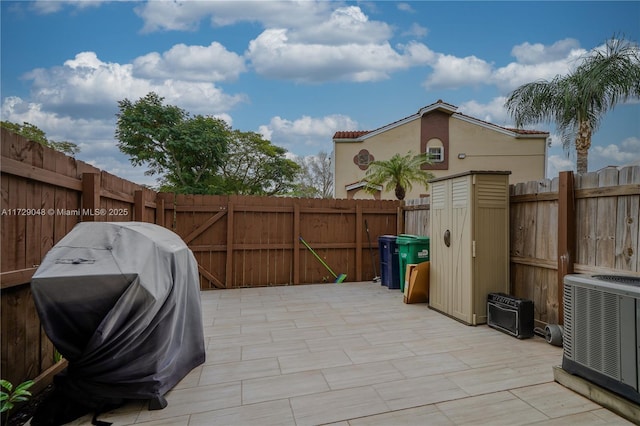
396, 234, 430, 292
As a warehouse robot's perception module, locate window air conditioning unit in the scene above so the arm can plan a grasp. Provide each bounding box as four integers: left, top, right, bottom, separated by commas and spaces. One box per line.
562, 274, 640, 405
487, 293, 534, 339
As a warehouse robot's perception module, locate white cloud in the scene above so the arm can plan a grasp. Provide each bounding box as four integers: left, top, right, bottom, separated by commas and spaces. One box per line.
258, 114, 359, 155
398, 41, 436, 63
497, 38, 587, 92
1, 96, 111, 144
458, 97, 510, 124
397, 3, 415, 13
421, 38, 588, 93
547, 155, 575, 178
547, 133, 563, 148
31, 0, 104, 14
24, 52, 140, 118
236, 3, 430, 84
133, 42, 246, 82
135, 1, 333, 33
546, 136, 640, 177
136, 2, 593, 93
402, 23, 428, 38
21, 51, 246, 120
134, 1, 217, 32
491, 51, 585, 92
591, 137, 640, 166
424, 54, 492, 89
86, 156, 158, 187
545, 131, 640, 177
137, 3, 416, 83
290, 6, 392, 45
247, 29, 433, 83
511, 38, 581, 65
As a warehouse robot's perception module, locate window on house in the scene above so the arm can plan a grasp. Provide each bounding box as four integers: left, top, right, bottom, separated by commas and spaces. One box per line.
428, 146, 444, 162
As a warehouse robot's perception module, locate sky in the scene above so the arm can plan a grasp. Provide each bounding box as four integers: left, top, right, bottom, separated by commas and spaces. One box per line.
1, 1, 639, 187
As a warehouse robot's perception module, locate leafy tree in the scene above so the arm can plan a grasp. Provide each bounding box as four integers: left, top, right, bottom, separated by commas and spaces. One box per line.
115, 92, 229, 193
364, 152, 434, 200
211, 130, 300, 196
292, 151, 334, 198
1, 121, 80, 155
505, 36, 640, 174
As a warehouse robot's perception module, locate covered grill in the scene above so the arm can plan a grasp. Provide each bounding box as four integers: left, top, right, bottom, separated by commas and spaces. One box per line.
31, 222, 205, 412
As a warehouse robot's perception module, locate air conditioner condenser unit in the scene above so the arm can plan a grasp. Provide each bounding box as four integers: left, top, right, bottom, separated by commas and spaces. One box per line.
562, 274, 640, 405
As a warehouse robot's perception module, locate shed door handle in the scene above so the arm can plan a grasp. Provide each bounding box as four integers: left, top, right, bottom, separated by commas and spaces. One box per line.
444, 230, 451, 247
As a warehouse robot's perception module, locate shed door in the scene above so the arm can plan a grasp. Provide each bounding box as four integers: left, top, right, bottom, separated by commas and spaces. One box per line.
429, 180, 449, 313
450, 176, 473, 324
471, 174, 510, 322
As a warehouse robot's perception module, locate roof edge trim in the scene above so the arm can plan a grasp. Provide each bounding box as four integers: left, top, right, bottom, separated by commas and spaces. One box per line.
452, 114, 549, 138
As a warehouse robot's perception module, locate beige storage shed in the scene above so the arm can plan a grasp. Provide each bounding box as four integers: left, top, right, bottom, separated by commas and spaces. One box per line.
429, 171, 511, 325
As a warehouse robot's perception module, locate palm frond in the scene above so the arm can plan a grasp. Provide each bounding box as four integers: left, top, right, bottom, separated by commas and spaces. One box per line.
364, 152, 434, 200
505, 35, 640, 173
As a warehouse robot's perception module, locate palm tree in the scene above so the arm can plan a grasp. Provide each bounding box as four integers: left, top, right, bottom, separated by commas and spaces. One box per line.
505, 36, 640, 174
364, 152, 434, 200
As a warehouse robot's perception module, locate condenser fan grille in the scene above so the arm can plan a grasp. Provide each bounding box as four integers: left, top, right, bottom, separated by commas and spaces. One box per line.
592, 275, 640, 286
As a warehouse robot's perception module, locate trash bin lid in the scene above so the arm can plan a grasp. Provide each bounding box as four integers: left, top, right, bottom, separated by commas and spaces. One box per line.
397, 234, 428, 244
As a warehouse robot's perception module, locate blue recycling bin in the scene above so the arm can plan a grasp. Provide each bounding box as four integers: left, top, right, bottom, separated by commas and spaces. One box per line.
378, 235, 400, 289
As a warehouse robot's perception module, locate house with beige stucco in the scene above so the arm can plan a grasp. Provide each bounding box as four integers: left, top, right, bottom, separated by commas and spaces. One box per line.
332, 100, 549, 200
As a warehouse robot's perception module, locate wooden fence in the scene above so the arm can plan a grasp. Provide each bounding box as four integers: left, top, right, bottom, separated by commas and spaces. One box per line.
510, 166, 640, 327
403, 197, 430, 236
404, 166, 640, 328
158, 193, 400, 289
1, 129, 157, 391
0, 129, 400, 387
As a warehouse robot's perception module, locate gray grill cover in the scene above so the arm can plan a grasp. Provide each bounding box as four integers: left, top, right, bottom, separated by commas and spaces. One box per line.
31, 222, 205, 408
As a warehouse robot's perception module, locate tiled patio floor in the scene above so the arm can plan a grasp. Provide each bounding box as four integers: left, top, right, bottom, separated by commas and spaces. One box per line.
58, 282, 631, 425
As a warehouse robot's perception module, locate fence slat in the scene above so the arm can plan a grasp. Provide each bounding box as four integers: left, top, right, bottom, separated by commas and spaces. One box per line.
595, 168, 619, 268
615, 166, 640, 271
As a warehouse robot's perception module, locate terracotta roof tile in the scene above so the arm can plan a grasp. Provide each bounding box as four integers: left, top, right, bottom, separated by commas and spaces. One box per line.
505, 128, 549, 135
333, 131, 371, 139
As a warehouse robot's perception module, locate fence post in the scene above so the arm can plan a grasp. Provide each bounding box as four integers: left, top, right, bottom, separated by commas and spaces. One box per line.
82, 173, 100, 222
293, 202, 300, 285
225, 201, 234, 288
356, 204, 363, 281
557, 171, 575, 325
155, 194, 165, 227
134, 190, 144, 222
